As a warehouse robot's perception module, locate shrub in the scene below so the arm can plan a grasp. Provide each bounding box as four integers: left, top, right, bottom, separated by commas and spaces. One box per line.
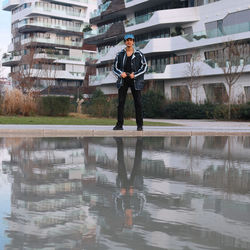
40, 96, 70, 116
213, 104, 242, 120
83, 89, 136, 118
235, 103, 250, 120
123, 94, 135, 118
1, 89, 37, 116
142, 90, 166, 118
85, 89, 110, 117
163, 102, 215, 119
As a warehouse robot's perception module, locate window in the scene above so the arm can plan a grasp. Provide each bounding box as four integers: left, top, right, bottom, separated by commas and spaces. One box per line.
203, 83, 228, 104
171, 85, 191, 102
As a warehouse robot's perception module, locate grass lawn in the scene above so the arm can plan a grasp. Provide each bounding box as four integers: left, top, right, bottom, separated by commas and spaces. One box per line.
0, 113, 177, 126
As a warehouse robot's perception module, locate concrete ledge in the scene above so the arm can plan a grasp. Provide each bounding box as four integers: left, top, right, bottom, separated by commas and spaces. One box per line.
1, 127, 250, 137
0, 122, 250, 137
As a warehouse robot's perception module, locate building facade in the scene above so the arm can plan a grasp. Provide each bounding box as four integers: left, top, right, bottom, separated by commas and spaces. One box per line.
84, 0, 250, 103
2, 0, 97, 91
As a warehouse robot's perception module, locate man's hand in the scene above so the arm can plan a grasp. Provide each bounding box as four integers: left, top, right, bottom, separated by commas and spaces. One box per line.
130, 73, 135, 79
121, 72, 127, 78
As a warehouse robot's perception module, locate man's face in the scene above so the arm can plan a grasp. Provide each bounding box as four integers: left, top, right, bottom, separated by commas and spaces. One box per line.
125, 38, 134, 47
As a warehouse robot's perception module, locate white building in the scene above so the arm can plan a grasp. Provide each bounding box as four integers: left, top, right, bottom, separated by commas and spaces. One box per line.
2, 0, 97, 91
84, 0, 250, 103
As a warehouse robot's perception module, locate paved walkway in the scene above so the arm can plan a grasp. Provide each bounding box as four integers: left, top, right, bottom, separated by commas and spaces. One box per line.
0, 119, 250, 137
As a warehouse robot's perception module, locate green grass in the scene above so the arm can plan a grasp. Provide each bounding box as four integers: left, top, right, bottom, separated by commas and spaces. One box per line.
0, 115, 177, 126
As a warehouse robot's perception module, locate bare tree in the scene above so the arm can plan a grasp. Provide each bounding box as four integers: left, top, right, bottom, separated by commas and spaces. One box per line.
11, 44, 42, 93
215, 40, 249, 119
42, 55, 57, 95
184, 51, 202, 103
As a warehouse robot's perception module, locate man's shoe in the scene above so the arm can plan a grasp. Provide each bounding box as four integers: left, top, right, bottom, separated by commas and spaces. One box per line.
113, 125, 123, 130
137, 126, 143, 131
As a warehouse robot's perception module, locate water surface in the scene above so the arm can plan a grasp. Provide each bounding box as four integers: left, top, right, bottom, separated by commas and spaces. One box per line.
1, 136, 250, 250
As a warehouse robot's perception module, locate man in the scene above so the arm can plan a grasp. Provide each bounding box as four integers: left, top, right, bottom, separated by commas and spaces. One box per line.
113, 34, 147, 131
113, 137, 145, 229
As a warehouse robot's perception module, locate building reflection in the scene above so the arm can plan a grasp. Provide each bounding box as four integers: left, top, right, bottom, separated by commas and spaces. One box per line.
2, 136, 250, 249
2, 137, 97, 249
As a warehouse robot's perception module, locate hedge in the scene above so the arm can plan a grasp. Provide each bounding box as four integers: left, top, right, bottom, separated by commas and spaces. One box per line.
40, 96, 71, 116
163, 102, 216, 119
81, 89, 250, 120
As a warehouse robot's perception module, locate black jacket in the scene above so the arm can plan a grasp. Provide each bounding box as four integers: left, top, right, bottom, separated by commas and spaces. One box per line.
113, 48, 147, 90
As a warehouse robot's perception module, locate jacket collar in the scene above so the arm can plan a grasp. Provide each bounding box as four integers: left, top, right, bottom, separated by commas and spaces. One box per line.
122, 47, 138, 60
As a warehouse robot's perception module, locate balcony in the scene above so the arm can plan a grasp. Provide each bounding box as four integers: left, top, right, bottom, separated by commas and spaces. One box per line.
207, 22, 250, 39
89, 73, 109, 86
89, 71, 116, 86
2, 0, 18, 11
18, 19, 83, 34
126, 12, 153, 27
125, 0, 149, 8
34, 53, 82, 62
1, 55, 21, 66
146, 65, 166, 74
182, 22, 250, 43
35, 51, 96, 63
21, 37, 82, 48
50, 0, 89, 7
84, 21, 125, 45
84, 23, 112, 39
125, 7, 199, 33
18, 4, 87, 22
90, 1, 111, 18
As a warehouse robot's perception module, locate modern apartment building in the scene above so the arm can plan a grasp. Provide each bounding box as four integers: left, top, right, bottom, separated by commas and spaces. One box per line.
2, 0, 97, 91
84, 0, 250, 103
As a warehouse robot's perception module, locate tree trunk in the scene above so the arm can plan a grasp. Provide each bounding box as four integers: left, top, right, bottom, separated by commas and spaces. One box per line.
228, 85, 232, 120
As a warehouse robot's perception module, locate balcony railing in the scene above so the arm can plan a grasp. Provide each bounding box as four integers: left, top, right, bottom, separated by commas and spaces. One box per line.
146, 65, 166, 74
90, 1, 111, 18
89, 72, 109, 85
84, 23, 112, 39
183, 22, 250, 42
125, 12, 153, 27
1, 55, 21, 64
207, 22, 250, 38
21, 37, 82, 47
18, 20, 83, 33
31, 5, 86, 19
135, 39, 150, 50
2, 0, 18, 9
35, 53, 82, 61
53, 0, 88, 4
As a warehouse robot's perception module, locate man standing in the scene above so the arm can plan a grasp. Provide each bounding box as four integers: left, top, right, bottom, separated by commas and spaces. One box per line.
113, 34, 147, 131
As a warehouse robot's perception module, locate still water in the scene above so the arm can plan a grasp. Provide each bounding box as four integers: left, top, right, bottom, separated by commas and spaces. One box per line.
0, 136, 250, 250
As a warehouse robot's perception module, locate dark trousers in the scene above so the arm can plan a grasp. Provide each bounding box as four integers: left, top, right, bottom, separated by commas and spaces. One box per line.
117, 80, 143, 127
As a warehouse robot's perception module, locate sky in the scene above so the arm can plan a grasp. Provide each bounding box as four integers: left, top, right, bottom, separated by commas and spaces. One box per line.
0, 6, 11, 77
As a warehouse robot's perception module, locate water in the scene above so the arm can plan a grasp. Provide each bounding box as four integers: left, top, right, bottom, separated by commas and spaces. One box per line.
1, 136, 250, 250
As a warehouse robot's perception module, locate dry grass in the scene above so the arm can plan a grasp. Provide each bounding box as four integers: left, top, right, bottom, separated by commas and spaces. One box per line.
68, 112, 91, 119
1, 89, 37, 116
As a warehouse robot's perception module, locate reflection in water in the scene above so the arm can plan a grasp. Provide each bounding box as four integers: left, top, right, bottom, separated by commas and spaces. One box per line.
113, 137, 145, 229
1, 136, 250, 249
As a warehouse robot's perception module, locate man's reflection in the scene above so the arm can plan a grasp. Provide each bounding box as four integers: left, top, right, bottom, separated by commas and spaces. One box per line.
113, 137, 145, 229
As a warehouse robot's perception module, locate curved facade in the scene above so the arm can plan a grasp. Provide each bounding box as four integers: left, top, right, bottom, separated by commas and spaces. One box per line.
2, 0, 97, 91
84, 0, 250, 103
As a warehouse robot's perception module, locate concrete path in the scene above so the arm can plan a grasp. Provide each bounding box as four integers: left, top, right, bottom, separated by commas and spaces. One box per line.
0, 119, 250, 137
